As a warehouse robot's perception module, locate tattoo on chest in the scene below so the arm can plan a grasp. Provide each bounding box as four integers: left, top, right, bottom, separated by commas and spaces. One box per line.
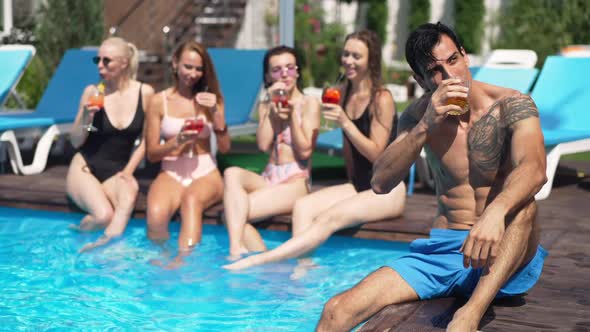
467, 95, 538, 173
468, 111, 507, 172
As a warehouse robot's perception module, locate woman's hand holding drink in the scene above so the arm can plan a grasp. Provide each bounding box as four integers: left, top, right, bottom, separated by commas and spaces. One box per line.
271, 88, 289, 108
268, 84, 292, 120
321, 86, 341, 129
83, 83, 105, 132
181, 117, 204, 157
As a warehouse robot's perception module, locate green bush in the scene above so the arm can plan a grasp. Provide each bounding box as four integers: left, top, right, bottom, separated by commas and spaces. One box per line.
10, 0, 103, 108
295, 0, 345, 87
409, 0, 430, 32
366, 0, 388, 45
455, 0, 485, 54
494, 0, 590, 68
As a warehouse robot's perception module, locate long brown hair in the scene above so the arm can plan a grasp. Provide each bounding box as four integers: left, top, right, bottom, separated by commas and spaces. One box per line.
343, 29, 383, 101
343, 30, 395, 137
172, 40, 223, 102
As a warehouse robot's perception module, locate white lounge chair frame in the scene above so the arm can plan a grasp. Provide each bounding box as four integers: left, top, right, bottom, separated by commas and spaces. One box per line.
482, 49, 538, 69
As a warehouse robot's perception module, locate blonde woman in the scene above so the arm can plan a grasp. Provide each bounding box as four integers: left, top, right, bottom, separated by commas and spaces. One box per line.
67, 37, 154, 252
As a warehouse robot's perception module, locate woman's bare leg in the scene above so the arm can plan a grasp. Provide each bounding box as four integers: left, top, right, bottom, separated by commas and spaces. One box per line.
66, 153, 114, 231
223, 167, 268, 257
178, 170, 223, 250
78, 172, 140, 253
291, 183, 357, 236
146, 172, 183, 242
101, 173, 140, 237
224, 181, 406, 270
237, 177, 310, 252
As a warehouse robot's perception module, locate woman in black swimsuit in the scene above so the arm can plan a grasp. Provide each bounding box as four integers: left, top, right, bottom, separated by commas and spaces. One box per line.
67, 37, 154, 252
225, 30, 406, 271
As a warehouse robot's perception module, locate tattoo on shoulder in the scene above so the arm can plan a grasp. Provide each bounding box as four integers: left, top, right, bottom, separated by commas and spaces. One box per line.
501, 95, 539, 127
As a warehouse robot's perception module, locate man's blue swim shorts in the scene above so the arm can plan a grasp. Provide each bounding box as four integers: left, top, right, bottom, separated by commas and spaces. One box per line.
389, 228, 548, 300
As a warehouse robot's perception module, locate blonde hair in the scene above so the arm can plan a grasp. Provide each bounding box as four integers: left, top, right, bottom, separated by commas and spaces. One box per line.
102, 37, 139, 79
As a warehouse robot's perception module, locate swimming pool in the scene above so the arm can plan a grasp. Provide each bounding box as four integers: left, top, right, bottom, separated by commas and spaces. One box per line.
0, 207, 410, 331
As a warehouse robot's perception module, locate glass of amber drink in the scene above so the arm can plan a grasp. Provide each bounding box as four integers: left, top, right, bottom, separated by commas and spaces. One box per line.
446, 77, 470, 116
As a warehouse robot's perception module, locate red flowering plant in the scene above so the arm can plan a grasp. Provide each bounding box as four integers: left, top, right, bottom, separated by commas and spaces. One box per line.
294, 0, 345, 87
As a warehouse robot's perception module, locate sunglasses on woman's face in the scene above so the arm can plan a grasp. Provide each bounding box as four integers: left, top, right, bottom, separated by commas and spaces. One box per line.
270, 65, 298, 80
92, 56, 114, 66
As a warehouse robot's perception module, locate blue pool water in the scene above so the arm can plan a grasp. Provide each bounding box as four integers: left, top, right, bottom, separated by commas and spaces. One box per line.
0, 207, 410, 331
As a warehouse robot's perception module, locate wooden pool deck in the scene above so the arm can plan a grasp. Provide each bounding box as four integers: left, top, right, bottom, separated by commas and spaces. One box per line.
0, 159, 588, 331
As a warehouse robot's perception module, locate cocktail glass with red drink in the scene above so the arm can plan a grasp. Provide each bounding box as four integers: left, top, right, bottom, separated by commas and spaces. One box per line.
321, 86, 341, 129
183, 117, 205, 157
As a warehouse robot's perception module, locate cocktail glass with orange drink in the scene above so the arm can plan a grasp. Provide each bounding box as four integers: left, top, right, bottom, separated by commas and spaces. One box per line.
83, 82, 105, 132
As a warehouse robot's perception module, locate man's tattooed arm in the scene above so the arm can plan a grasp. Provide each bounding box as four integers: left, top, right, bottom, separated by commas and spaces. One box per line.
481, 93, 546, 217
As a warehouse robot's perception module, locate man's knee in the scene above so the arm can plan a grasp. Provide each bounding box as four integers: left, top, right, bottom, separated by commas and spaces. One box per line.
507, 200, 537, 234
319, 293, 349, 331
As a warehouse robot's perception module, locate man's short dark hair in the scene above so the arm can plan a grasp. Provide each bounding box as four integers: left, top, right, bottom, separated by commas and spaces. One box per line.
405, 22, 464, 79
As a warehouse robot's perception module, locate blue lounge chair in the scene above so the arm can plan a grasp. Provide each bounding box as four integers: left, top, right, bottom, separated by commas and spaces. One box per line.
531, 56, 590, 200
473, 67, 539, 94
0, 49, 98, 175
0, 45, 36, 108
316, 127, 417, 195
208, 48, 266, 137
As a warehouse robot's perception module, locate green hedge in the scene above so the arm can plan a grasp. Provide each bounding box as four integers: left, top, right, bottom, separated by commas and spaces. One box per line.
455, 0, 485, 54
494, 0, 590, 68
366, 0, 388, 45
409, 0, 430, 32
9, 0, 103, 108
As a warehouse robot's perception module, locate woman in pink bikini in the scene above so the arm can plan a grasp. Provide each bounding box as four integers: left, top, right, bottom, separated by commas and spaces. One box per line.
223, 45, 321, 258
144, 40, 230, 260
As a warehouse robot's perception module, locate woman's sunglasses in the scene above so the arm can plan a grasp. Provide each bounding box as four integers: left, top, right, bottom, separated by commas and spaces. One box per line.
92, 56, 114, 66
270, 65, 298, 80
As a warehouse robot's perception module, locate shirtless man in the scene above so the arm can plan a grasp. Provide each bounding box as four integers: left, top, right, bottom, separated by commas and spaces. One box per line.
316, 22, 548, 332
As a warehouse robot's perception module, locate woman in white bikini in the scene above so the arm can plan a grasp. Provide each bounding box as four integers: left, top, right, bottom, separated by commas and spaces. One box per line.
144, 40, 230, 262
223, 45, 321, 258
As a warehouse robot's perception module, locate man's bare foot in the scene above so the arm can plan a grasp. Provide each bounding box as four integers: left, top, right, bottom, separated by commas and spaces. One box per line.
446, 307, 480, 332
